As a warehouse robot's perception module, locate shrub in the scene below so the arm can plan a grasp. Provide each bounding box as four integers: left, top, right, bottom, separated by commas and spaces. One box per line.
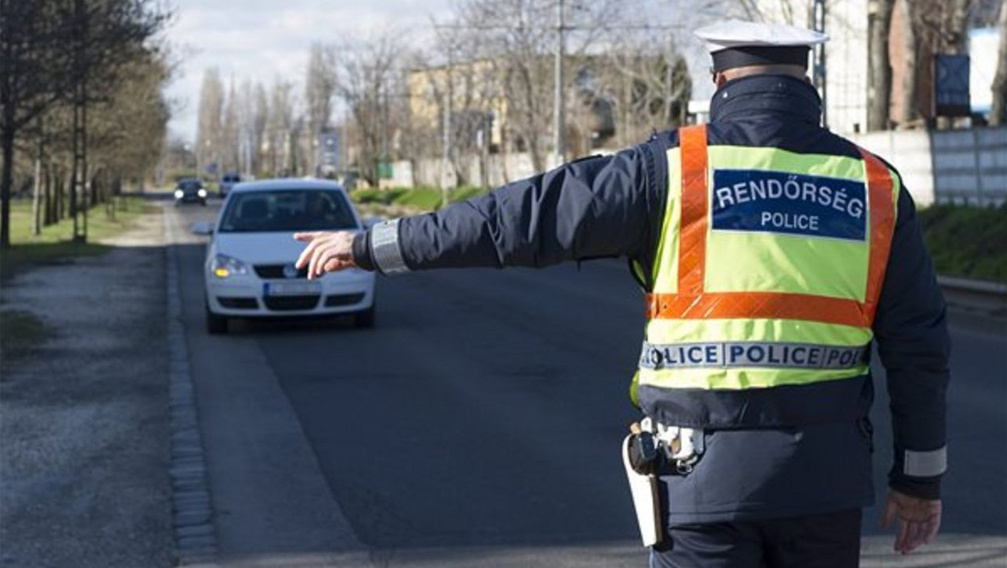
918, 203, 1007, 283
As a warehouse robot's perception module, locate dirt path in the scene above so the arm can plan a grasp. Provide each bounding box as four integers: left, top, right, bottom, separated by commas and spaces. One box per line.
1, 208, 174, 567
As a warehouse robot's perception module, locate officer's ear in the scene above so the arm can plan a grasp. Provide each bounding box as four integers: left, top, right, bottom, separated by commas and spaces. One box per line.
714, 72, 728, 88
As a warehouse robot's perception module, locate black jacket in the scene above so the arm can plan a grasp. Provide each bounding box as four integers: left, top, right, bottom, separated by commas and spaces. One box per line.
353, 75, 950, 520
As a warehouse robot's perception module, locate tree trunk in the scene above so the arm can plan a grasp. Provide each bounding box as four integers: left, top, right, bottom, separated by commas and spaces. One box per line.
0, 125, 14, 248
868, 0, 896, 131
990, 1, 1007, 126
897, 0, 918, 125
33, 156, 42, 236
44, 164, 54, 226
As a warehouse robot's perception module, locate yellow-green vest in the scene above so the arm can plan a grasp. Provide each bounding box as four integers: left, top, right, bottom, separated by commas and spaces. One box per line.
632, 125, 899, 427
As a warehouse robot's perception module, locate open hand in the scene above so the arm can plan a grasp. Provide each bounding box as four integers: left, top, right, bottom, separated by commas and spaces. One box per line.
880, 489, 942, 554
294, 231, 357, 279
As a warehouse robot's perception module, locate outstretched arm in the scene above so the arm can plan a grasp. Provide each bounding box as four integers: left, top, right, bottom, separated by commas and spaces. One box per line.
296, 145, 662, 278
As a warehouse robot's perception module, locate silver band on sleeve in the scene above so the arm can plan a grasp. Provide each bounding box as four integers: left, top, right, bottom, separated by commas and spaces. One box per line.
904, 447, 947, 477
370, 218, 410, 275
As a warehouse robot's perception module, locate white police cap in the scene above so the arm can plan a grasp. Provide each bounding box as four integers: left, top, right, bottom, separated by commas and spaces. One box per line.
695, 20, 828, 72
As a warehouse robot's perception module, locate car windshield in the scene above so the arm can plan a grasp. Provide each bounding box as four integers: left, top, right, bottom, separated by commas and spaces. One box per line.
178, 180, 202, 190
217, 189, 358, 233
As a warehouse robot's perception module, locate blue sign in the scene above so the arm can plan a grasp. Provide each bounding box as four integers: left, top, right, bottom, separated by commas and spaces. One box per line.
935, 54, 970, 117
711, 169, 867, 241
318, 132, 341, 170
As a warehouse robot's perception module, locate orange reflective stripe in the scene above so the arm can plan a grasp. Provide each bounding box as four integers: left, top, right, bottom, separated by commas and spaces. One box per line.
648, 129, 896, 328
858, 148, 896, 323
645, 292, 867, 327
678, 125, 709, 295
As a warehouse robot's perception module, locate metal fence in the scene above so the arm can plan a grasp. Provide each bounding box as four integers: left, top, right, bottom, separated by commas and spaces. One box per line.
931, 127, 1007, 207
851, 126, 1007, 208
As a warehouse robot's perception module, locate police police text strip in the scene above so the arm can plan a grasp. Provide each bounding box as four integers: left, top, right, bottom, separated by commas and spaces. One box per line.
639, 341, 870, 370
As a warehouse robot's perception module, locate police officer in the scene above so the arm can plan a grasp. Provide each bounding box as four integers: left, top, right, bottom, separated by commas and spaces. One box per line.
295, 20, 949, 567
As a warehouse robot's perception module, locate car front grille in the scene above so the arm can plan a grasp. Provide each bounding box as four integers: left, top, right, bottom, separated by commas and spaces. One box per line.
264, 295, 321, 311
325, 293, 366, 307
254, 264, 308, 279
217, 297, 258, 309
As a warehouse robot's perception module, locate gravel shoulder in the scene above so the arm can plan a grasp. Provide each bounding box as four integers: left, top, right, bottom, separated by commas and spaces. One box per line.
1, 207, 173, 567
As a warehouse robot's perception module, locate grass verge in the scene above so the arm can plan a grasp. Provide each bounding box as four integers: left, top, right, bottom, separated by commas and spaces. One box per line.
351, 185, 490, 214
0, 196, 157, 280
918, 204, 1007, 283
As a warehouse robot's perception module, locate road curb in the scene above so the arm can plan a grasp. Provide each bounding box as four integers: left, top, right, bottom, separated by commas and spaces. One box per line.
165, 209, 221, 567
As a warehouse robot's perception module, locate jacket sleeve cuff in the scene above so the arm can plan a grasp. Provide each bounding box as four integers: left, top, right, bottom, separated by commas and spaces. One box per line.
888, 445, 946, 500
888, 475, 941, 500
352, 231, 375, 271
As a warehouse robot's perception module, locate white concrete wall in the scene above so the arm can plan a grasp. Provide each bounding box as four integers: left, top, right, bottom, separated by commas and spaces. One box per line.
849, 129, 935, 206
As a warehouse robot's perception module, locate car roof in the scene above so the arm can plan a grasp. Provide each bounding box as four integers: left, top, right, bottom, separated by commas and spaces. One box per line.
230, 178, 346, 193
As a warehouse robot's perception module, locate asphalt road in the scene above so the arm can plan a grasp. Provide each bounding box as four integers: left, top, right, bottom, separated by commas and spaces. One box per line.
170, 202, 1006, 567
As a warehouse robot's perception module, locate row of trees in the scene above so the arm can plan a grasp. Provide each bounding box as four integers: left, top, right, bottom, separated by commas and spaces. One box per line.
0, 0, 171, 248
189, 0, 1006, 189
190, 0, 695, 187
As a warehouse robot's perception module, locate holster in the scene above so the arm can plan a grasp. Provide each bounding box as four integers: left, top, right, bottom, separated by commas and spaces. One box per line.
621, 434, 664, 547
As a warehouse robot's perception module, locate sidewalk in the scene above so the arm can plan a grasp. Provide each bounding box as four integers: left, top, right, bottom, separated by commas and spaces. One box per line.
0, 209, 174, 567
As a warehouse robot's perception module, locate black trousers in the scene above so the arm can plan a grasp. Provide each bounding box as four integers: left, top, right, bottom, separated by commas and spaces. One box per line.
650, 509, 862, 568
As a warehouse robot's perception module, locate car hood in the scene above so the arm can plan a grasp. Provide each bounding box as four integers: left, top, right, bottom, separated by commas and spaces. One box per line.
212, 232, 315, 265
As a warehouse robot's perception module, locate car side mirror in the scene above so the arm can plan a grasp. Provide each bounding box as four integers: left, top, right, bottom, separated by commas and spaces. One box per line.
191, 221, 215, 236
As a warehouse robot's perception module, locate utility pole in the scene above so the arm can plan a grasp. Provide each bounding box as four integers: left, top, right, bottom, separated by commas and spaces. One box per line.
812, 0, 828, 128
442, 38, 455, 195
554, 0, 566, 166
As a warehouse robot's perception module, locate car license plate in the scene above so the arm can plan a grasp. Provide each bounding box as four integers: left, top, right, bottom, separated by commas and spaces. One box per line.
263, 281, 321, 296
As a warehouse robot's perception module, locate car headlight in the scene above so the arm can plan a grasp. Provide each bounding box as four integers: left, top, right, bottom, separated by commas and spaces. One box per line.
174, 189, 184, 199
197, 189, 207, 198
210, 253, 249, 279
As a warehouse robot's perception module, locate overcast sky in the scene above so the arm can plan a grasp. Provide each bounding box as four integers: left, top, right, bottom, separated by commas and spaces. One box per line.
163, 0, 714, 143
164, 0, 454, 141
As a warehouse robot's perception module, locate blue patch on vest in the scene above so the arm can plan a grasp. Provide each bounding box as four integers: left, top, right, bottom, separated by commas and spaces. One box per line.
711, 169, 867, 241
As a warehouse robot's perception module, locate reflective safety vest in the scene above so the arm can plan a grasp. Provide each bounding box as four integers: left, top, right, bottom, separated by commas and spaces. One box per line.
633, 124, 898, 427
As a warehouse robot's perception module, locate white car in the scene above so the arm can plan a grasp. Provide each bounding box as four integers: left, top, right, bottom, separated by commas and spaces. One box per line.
201, 179, 376, 334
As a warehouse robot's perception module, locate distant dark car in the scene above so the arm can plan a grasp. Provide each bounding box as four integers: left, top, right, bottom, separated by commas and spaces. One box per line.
220, 173, 241, 197
174, 179, 207, 206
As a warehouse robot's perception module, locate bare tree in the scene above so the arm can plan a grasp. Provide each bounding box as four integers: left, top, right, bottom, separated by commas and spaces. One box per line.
252, 83, 269, 175
449, 0, 626, 173
597, 31, 693, 148
265, 78, 294, 176
895, 0, 919, 125
867, 0, 896, 131
305, 43, 337, 175
195, 67, 224, 176
221, 77, 240, 173
333, 31, 406, 186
